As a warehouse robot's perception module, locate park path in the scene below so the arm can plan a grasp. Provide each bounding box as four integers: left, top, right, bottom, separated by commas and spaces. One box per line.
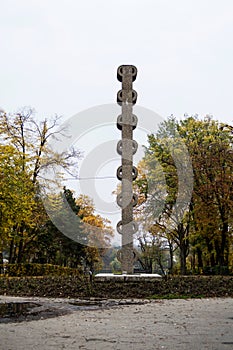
0, 296, 233, 350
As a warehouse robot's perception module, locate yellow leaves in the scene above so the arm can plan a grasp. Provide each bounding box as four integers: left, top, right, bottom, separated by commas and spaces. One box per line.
76, 194, 95, 217
0, 144, 38, 239
75, 194, 113, 252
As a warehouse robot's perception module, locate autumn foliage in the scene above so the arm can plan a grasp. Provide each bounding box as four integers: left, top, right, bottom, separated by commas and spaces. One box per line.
0, 109, 112, 275
135, 116, 233, 275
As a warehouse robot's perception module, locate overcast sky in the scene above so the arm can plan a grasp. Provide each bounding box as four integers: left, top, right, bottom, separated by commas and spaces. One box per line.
1, 0, 233, 123
1, 0, 233, 244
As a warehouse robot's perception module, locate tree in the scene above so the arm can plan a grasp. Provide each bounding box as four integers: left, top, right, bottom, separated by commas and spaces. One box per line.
135, 115, 233, 274
135, 116, 192, 274
178, 116, 233, 272
0, 144, 37, 265
110, 257, 121, 273
0, 108, 115, 273
32, 187, 87, 267
76, 194, 113, 272
0, 108, 80, 264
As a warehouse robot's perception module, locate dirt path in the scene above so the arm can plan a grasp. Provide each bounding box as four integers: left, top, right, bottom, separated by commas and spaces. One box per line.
0, 296, 232, 350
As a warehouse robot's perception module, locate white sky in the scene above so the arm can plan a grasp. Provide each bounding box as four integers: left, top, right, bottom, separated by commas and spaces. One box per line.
1, 0, 233, 244
1, 0, 233, 123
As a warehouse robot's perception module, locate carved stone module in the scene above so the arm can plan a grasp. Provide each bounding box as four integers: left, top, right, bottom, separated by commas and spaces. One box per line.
116, 65, 138, 274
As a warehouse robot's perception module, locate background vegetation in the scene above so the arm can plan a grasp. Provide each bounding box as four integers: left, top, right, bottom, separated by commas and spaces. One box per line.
0, 109, 112, 276
134, 116, 233, 275
0, 109, 232, 280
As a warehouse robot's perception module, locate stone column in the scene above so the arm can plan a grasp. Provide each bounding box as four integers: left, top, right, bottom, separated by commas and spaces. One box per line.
116, 65, 138, 274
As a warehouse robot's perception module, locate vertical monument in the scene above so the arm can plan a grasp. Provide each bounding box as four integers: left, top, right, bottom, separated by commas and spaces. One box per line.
116, 65, 139, 274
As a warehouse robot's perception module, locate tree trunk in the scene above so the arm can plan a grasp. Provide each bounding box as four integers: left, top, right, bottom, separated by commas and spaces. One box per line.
180, 245, 187, 275
0, 252, 3, 274
197, 247, 203, 271
220, 222, 228, 267
206, 239, 215, 267
9, 238, 14, 264
178, 224, 189, 275
168, 242, 174, 273
16, 238, 24, 263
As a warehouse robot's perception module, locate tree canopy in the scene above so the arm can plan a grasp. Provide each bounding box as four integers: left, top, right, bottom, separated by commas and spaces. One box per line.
135, 115, 233, 274
0, 109, 113, 272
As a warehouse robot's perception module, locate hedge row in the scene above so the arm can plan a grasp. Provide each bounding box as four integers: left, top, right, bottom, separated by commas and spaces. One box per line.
0, 276, 232, 298
0, 263, 82, 277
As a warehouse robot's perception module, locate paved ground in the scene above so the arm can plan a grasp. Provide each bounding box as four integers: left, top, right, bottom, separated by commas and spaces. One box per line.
0, 296, 232, 350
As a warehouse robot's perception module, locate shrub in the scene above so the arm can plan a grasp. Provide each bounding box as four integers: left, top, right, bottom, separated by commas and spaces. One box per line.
1, 263, 82, 277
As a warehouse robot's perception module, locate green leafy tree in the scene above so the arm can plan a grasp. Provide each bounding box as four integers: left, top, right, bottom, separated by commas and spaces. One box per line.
135, 116, 192, 274
0, 144, 37, 266
32, 187, 87, 267
135, 115, 233, 274
178, 117, 233, 272
0, 108, 80, 264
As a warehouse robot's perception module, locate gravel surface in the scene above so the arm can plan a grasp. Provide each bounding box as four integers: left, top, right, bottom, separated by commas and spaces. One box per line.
0, 296, 232, 349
